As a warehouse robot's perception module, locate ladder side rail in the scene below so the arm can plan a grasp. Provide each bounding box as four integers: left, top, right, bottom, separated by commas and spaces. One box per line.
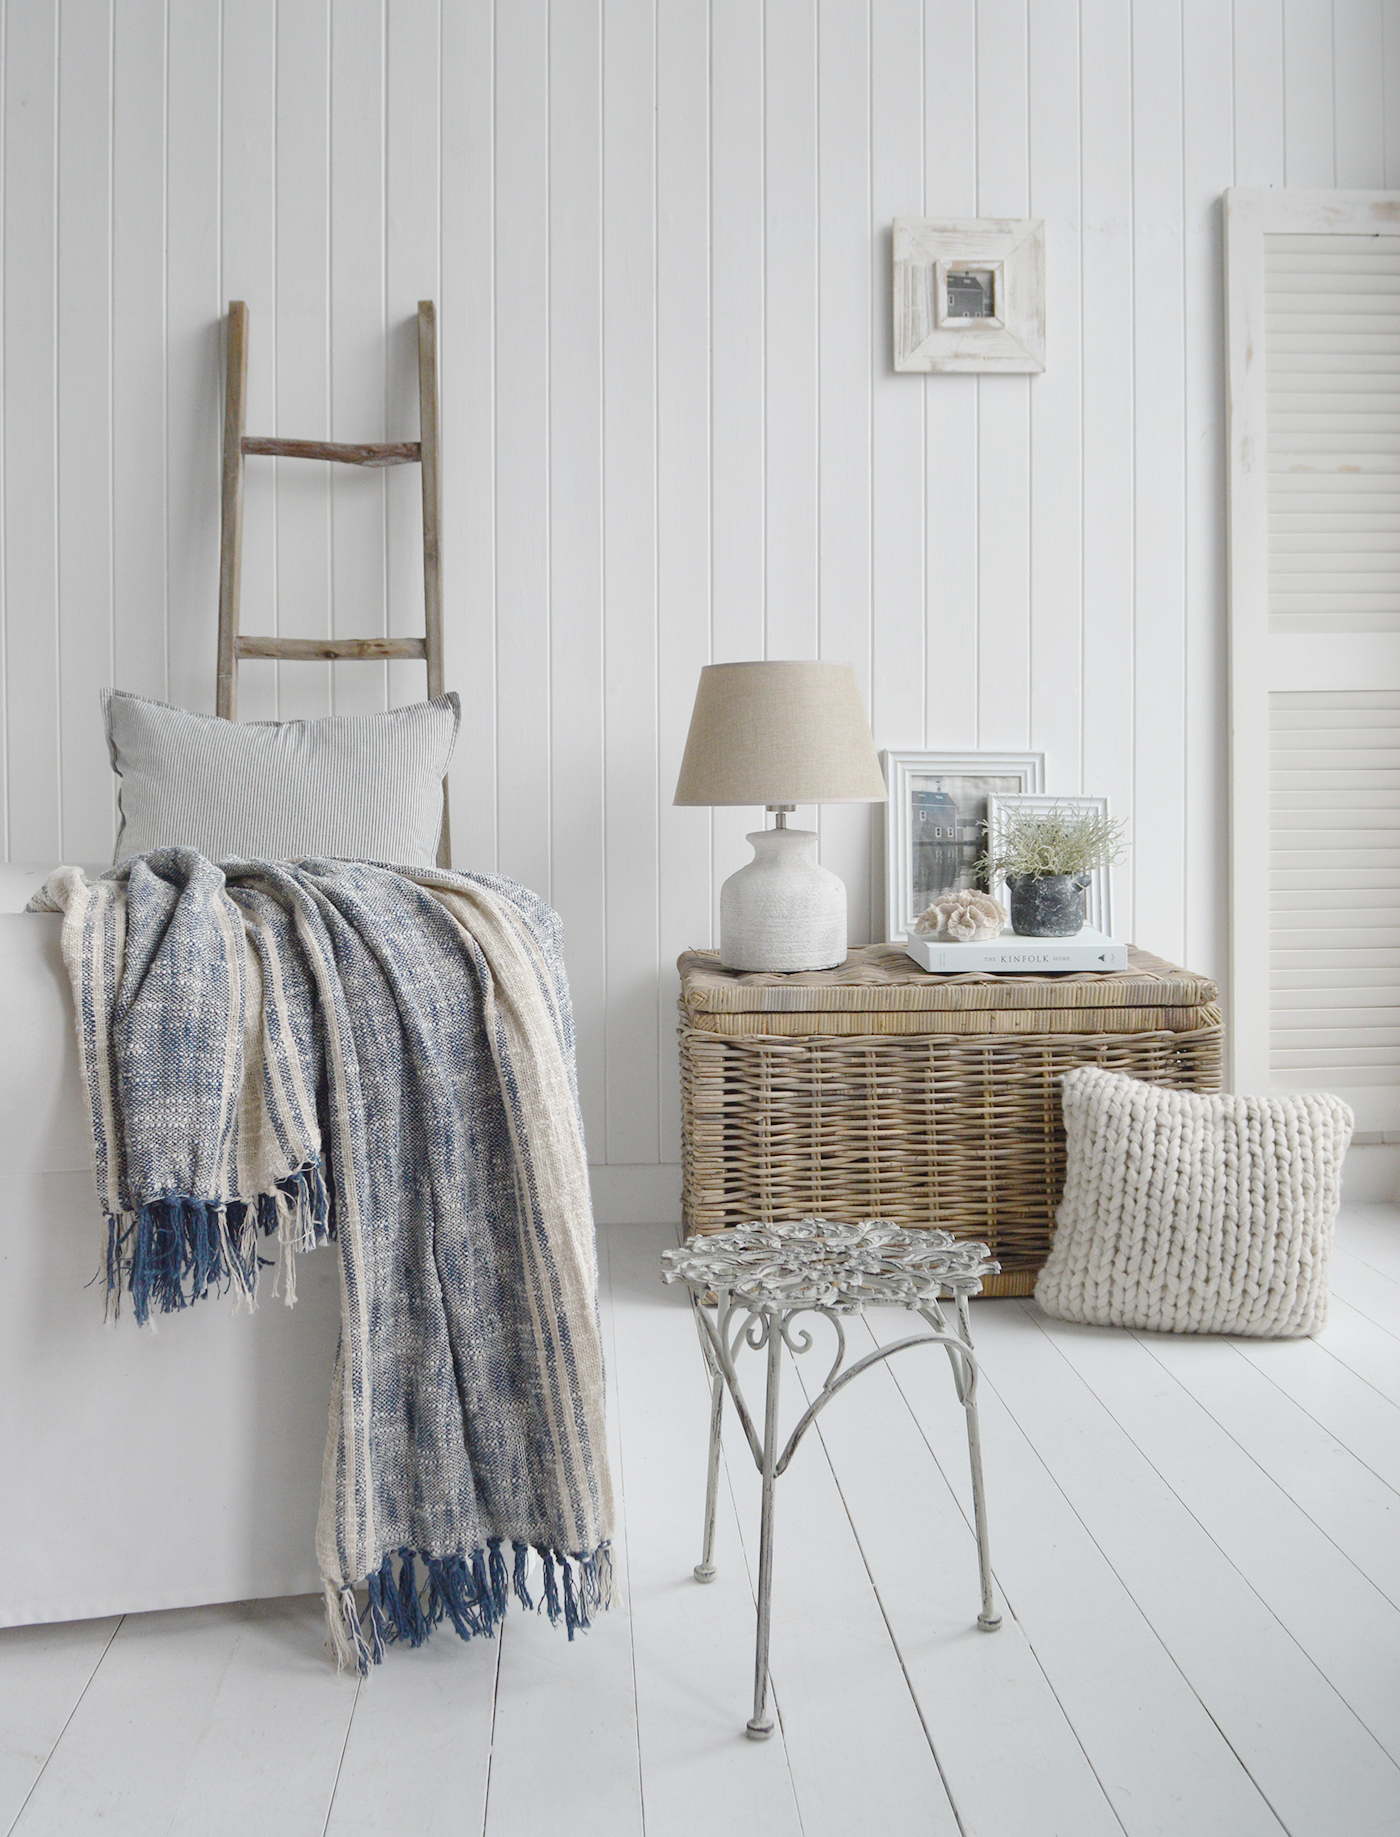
217, 302, 250, 720
417, 301, 450, 867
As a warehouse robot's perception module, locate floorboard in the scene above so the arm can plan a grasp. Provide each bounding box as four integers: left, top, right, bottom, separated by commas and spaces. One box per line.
1139, 1331, 1400, 1611
604, 1227, 806, 1837
1337, 1209, 1400, 1285
963, 1298, 1400, 1837
1036, 1309, 1400, 1765
10, 1597, 355, 1837
713, 1298, 960, 1835
0, 1617, 118, 1835
1328, 1247, 1400, 1340
859, 1307, 1285, 1837
483, 1231, 644, 1837
1309, 1295, 1400, 1407
3, 1207, 1398, 1837
322, 1621, 499, 1837
795, 1319, 1127, 1837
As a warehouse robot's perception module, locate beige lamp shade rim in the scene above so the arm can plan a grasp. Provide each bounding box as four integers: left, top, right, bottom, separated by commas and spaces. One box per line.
674, 660, 888, 807
679, 794, 888, 806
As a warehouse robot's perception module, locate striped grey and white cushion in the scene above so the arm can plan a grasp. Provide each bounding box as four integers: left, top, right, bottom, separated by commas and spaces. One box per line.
104, 689, 460, 867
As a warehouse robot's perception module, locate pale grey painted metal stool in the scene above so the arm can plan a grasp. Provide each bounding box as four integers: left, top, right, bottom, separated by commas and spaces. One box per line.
661, 1218, 1002, 1740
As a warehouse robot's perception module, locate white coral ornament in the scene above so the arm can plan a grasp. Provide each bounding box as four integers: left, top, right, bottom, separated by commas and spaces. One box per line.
912, 888, 1007, 943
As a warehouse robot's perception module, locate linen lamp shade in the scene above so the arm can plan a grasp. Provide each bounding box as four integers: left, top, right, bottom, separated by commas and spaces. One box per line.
673, 661, 886, 971
673, 662, 888, 807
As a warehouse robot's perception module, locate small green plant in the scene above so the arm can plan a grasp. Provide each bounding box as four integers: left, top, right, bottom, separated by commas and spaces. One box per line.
978, 804, 1127, 882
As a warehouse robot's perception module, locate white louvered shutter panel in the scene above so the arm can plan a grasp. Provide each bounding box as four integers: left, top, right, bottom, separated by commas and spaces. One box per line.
1228, 193, 1400, 1135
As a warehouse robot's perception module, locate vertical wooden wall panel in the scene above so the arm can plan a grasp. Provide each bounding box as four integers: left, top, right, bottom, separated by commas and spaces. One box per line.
1282, 0, 1334, 187
274, 0, 333, 723
1182, 0, 1235, 983
922, 0, 978, 753
4, 0, 1396, 1189
1387, 4, 1400, 188
763, 0, 819, 668
0, 0, 7, 857
1334, 0, 1386, 188
816, 0, 875, 940
974, 0, 1031, 752
869, 0, 925, 754
165, 0, 222, 724
1132, 0, 1187, 963
493, 0, 551, 898
329, 0, 389, 718
764, 0, 819, 849
3, 0, 60, 860
708, 0, 766, 923
111, 0, 168, 714
601, 0, 658, 1165
656, 0, 711, 1163
548, 0, 606, 1154
1234, 0, 1286, 188
57, 0, 115, 861
1026, 0, 1083, 795
384, 0, 438, 714
1079, 0, 1136, 938
221, 0, 278, 719
439, 0, 494, 868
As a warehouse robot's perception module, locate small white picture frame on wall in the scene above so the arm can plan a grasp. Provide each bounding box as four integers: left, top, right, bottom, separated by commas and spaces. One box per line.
882, 749, 1045, 943
893, 217, 1046, 373
985, 794, 1115, 937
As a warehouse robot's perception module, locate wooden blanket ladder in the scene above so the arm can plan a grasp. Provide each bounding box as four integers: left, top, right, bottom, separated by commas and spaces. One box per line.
216, 299, 449, 865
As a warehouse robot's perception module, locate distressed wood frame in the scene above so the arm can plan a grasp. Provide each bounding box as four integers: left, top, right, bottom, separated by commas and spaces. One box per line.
882, 749, 1045, 943
893, 218, 1045, 373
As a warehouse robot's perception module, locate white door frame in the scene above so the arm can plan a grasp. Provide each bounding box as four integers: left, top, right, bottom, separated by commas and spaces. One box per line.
1224, 186, 1400, 1094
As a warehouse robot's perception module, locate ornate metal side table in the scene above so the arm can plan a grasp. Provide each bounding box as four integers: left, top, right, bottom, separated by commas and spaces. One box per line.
661, 1218, 1002, 1740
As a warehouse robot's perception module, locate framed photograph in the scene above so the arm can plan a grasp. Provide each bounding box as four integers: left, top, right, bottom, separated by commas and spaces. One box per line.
985, 794, 1114, 937
893, 217, 1046, 373
882, 750, 1045, 943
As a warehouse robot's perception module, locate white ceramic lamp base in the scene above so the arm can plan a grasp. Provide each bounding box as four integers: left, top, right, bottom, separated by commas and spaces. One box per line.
719, 827, 847, 972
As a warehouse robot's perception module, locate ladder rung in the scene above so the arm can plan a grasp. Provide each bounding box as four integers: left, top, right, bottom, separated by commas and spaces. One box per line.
242, 437, 422, 468
234, 636, 428, 662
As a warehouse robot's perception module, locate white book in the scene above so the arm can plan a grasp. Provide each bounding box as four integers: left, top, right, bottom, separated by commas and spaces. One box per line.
903, 927, 1128, 975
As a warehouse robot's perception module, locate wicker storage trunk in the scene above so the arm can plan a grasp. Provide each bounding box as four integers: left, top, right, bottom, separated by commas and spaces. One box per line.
678, 943, 1222, 1298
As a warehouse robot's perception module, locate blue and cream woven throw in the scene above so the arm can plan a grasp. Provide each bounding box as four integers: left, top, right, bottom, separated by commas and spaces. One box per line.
33, 850, 614, 1672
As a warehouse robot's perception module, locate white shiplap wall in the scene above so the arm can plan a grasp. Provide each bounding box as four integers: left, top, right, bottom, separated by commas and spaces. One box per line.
3, 0, 1397, 1212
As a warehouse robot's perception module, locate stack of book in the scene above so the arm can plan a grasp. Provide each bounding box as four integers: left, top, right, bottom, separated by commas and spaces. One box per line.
903, 927, 1127, 974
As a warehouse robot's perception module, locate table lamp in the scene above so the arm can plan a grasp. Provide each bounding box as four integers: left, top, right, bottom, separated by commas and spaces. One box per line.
674, 661, 888, 971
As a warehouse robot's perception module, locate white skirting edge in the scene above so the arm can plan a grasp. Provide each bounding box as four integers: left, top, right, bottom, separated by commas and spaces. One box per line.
1342, 1142, 1400, 1205
588, 1163, 682, 1227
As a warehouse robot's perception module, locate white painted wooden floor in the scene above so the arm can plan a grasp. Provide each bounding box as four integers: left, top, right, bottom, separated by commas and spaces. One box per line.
5, 1207, 1400, 1837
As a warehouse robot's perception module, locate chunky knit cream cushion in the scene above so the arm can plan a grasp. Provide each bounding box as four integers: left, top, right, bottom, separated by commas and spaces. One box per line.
1035, 1067, 1353, 1338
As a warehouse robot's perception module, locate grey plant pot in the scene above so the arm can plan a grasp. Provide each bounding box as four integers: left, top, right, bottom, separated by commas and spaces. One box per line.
1006, 872, 1091, 938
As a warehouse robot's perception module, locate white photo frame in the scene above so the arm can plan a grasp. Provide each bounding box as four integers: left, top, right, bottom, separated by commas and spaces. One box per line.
893, 217, 1046, 373
882, 750, 1044, 943
985, 794, 1115, 937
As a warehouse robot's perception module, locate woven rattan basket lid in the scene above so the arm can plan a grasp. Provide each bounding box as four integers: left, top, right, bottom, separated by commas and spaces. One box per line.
678, 943, 1218, 1018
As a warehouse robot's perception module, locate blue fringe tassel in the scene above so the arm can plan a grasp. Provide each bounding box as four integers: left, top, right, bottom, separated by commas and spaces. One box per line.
537, 1546, 562, 1628
511, 1541, 534, 1611
104, 1158, 331, 1324
346, 1538, 609, 1667
487, 1539, 509, 1618
560, 1556, 583, 1640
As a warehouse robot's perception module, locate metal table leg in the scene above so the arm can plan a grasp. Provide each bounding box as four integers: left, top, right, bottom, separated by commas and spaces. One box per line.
955, 1290, 1001, 1632
747, 1319, 783, 1740
689, 1288, 1001, 1738
694, 1363, 723, 1585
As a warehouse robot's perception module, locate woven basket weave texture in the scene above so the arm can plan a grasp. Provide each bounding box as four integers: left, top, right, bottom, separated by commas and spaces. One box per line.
678, 943, 1223, 1298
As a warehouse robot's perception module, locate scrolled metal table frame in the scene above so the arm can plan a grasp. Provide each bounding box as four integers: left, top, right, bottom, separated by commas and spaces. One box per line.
685, 1281, 1002, 1740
